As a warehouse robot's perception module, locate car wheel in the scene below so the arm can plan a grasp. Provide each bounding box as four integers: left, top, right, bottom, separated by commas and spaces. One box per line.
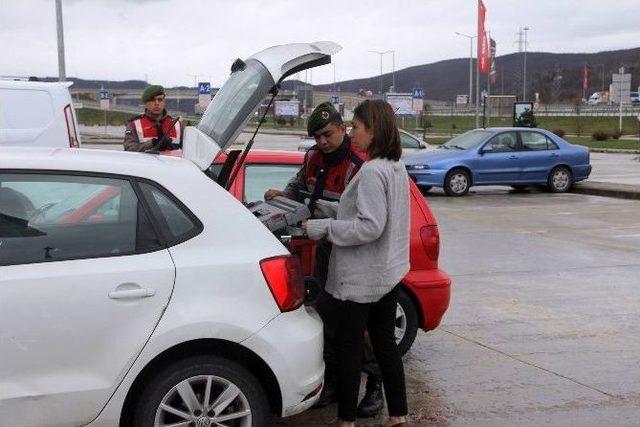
511, 185, 528, 191
444, 169, 470, 196
134, 356, 269, 427
547, 166, 572, 193
418, 185, 432, 194
396, 288, 419, 356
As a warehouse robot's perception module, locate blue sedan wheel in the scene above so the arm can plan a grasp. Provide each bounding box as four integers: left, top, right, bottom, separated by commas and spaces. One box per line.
547, 166, 572, 193
444, 169, 470, 196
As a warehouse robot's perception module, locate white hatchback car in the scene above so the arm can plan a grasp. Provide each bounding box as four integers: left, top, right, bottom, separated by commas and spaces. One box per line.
0, 41, 341, 427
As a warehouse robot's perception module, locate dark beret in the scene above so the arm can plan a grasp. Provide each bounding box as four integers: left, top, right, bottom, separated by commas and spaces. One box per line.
307, 101, 341, 136
142, 85, 165, 103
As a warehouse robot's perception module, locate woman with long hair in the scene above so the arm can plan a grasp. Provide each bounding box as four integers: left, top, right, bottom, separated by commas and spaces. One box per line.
305, 99, 410, 426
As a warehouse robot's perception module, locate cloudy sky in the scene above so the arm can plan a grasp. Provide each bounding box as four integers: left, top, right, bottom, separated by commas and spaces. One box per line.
1, 0, 639, 87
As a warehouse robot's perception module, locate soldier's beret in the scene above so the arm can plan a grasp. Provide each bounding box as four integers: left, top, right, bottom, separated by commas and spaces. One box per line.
307, 101, 341, 136
142, 85, 165, 103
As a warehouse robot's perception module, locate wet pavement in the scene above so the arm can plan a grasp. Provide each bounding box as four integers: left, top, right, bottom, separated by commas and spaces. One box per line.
277, 190, 640, 426
80, 132, 640, 425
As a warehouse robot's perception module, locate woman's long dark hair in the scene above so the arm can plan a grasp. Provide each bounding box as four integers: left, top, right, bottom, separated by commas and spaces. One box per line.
353, 99, 402, 161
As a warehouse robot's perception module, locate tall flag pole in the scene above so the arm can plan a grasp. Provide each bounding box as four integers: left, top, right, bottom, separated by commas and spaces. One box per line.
476, 0, 487, 128
582, 63, 590, 100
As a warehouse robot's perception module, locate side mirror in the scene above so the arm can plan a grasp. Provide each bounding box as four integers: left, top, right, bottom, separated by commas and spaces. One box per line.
419, 143, 427, 150
479, 146, 493, 155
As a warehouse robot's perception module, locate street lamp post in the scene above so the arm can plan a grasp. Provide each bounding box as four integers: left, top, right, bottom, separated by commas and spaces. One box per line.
369, 50, 393, 95
523, 26, 530, 100
455, 32, 476, 105
55, 0, 66, 81
391, 50, 396, 92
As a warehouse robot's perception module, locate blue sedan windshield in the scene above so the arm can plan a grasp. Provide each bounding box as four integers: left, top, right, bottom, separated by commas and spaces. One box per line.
442, 129, 492, 150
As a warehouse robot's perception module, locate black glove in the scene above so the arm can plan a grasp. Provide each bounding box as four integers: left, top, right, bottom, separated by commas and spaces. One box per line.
154, 135, 172, 151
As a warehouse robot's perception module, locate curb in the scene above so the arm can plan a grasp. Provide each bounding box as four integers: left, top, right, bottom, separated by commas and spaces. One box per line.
589, 148, 640, 154
573, 181, 640, 200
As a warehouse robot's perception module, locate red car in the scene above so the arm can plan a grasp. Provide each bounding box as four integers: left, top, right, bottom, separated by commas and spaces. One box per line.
210, 149, 451, 354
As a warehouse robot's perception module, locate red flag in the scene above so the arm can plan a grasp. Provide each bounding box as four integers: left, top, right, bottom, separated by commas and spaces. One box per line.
582, 64, 589, 93
478, 0, 489, 74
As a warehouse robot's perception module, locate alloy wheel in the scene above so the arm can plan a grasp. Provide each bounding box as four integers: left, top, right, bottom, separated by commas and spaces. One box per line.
395, 302, 407, 345
449, 173, 469, 194
552, 168, 570, 192
154, 375, 252, 427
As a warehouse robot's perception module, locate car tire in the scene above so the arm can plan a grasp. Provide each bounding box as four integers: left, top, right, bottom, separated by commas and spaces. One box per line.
396, 288, 419, 356
511, 185, 528, 192
444, 169, 470, 196
547, 166, 572, 193
418, 185, 432, 194
134, 355, 270, 427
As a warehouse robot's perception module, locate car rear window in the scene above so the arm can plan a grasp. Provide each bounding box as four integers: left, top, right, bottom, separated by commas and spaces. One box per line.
244, 164, 300, 203
0, 88, 53, 129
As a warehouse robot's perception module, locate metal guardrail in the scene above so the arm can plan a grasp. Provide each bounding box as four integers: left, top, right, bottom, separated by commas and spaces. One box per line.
428, 104, 640, 117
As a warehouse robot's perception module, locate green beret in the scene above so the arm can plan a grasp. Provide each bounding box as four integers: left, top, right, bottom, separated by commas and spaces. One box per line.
307, 101, 341, 136
142, 85, 165, 103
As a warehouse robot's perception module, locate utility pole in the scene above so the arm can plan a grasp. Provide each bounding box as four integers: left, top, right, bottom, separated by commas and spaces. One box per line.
523, 27, 530, 100
55, 0, 66, 81
455, 32, 476, 104
369, 50, 393, 95
516, 27, 531, 100
391, 50, 396, 92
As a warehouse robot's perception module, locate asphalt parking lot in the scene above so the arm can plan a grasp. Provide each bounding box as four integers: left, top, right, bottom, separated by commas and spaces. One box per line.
280, 189, 640, 426
82, 131, 640, 425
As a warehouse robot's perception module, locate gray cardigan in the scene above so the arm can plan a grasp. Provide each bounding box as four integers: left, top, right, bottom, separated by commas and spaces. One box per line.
306, 158, 410, 303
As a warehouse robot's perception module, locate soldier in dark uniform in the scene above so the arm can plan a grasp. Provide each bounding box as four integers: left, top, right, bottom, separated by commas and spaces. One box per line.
264, 102, 385, 417
123, 85, 182, 152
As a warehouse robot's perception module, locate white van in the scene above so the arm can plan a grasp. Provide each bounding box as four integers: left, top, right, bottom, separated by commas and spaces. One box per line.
0, 79, 81, 148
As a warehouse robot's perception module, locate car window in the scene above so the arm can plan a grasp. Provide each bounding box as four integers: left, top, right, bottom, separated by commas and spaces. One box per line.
521, 132, 555, 151
0, 88, 53, 129
0, 173, 161, 266
244, 164, 300, 203
400, 132, 420, 149
139, 182, 201, 245
207, 164, 223, 180
486, 132, 517, 152
442, 129, 491, 150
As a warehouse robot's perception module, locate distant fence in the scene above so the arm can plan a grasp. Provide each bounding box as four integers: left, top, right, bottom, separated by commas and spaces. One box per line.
427, 103, 640, 117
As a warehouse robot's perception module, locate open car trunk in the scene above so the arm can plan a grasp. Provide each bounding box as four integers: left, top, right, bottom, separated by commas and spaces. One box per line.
181, 41, 341, 171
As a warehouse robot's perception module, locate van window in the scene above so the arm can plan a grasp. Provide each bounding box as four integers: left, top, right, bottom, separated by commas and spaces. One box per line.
0, 88, 53, 129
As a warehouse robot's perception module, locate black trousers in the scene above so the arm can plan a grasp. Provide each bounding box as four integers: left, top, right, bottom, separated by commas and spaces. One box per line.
314, 241, 382, 386
333, 286, 408, 421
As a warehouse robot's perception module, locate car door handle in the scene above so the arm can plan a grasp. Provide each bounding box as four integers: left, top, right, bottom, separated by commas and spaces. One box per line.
508, 155, 518, 159
550, 153, 560, 157
109, 285, 156, 300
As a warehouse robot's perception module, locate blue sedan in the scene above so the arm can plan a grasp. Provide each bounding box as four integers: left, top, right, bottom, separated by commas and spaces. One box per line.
405, 128, 592, 196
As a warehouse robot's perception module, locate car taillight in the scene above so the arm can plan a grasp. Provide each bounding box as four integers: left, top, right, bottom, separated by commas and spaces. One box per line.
260, 255, 305, 312
420, 225, 440, 262
63, 104, 79, 147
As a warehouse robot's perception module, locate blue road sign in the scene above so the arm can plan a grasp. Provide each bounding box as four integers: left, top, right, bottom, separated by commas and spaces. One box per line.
331, 95, 340, 104
198, 82, 211, 95
412, 87, 424, 99
99, 89, 109, 100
